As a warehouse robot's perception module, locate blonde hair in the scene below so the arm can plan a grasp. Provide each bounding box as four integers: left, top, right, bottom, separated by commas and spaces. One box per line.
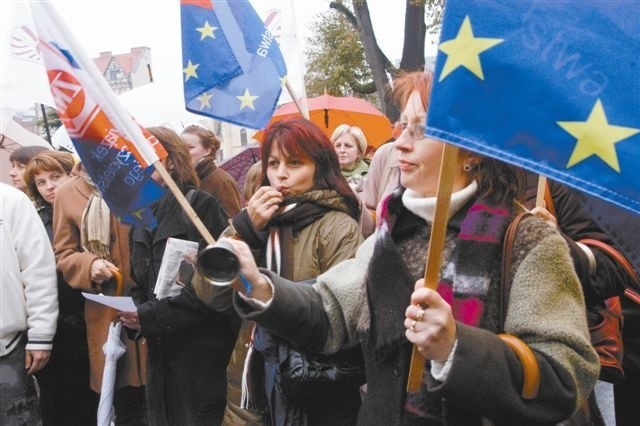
330, 124, 368, 157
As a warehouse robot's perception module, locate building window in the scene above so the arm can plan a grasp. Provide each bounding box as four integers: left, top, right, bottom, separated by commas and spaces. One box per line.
240, 128, 247, 146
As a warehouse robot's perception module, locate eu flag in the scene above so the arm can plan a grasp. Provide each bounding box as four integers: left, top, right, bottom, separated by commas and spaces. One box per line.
181, 0, 287, 129
426, 0, 640, 215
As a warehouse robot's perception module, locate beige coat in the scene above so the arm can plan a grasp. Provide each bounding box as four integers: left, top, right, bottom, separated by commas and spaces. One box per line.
52, 176, 146, 392
224, 208, 363, 282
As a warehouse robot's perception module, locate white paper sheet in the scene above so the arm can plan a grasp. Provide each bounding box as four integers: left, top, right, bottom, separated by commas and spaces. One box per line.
82, 292, 137, 312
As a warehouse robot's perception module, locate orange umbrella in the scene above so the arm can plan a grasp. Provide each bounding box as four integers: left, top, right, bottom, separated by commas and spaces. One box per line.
256, 94, 392, 148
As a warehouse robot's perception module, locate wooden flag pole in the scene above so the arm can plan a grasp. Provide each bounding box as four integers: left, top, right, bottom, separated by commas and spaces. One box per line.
536, 175, 547, 208
153, 160, 215, 245
406, 143, 460, 392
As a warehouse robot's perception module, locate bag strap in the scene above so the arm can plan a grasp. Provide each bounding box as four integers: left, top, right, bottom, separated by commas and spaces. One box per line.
498, 212, 540, 400
578, 238, 640, 305
500, 212, 532, 328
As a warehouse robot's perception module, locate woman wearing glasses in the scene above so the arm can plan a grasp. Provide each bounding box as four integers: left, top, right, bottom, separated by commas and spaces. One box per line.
216, 71, 599, 424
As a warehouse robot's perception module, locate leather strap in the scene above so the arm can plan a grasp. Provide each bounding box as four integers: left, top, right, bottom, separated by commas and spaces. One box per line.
499, 212, 540, 400
500, 212, 532, 328
578, 238, 640, 305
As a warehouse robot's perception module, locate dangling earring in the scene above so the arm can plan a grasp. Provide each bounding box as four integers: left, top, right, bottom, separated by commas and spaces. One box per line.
463, 163, 476, 173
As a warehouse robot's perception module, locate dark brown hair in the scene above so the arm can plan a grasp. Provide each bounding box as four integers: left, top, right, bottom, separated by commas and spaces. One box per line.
148, 126, 199, 188
261, 117, 360, 219
9, 146, 49, 165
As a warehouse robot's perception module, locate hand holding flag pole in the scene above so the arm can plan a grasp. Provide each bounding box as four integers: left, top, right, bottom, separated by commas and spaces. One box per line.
406, 144, 460, 392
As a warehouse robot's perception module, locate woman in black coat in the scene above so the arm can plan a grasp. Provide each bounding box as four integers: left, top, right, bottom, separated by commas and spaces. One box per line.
118, 127, 240, 426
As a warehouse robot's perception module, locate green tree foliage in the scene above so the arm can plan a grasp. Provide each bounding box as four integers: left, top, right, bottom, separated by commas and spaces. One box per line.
305, 0, 445, 120
304, 2, 377, 104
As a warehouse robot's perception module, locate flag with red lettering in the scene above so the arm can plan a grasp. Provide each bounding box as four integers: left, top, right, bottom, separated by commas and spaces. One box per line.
30, 2, 167, 228
181, 0, 287, 129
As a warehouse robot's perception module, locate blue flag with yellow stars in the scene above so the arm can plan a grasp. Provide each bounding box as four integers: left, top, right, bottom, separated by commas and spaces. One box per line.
426, 0, 640, 215
180, 0, 287, 129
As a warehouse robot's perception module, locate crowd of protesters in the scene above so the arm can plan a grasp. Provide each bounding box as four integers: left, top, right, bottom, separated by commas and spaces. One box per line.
2, 70, 639, 426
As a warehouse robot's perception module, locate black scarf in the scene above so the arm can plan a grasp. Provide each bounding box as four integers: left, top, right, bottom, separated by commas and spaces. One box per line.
265, 189, 349, 280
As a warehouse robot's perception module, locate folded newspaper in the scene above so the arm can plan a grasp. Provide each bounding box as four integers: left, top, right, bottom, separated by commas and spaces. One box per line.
154, 237, 199, 299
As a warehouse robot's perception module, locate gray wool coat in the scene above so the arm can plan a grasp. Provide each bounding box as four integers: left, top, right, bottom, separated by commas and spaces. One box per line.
235, 213, 599, 425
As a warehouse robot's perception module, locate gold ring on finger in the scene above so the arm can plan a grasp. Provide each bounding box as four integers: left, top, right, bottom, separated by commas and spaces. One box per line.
409, 320, 417, 332
416, 309, 425, 322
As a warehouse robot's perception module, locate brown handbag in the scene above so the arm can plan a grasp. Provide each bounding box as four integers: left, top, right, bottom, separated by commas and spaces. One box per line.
542, 186, 638, 384
578, 238, 640, 383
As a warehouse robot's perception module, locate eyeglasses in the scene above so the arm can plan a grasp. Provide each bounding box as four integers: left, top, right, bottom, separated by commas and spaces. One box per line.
391, 121, 426, 141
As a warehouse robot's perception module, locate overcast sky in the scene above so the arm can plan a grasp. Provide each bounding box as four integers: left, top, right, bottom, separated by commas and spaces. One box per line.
2, 1, 439, 114
45, 0, 437, 80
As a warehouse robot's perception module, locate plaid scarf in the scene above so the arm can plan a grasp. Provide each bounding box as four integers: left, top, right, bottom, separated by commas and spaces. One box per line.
364, 188, 512, 420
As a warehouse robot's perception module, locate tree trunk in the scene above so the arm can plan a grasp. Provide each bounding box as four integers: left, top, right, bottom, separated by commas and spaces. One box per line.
352, 1, 399, 120
400, 1, 426, 71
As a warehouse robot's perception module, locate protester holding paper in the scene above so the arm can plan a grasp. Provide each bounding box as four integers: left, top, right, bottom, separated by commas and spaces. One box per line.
221, 118, 365, 425
118, 126, 239, 426
53, 163, 148, 425
218, 71, 599, 424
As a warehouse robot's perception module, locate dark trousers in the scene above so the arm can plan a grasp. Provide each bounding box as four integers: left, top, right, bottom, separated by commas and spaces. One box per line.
0, 339, 40, 426
614, 379, 640, 426
114, 386, 147, 426
37, 334, 98, 426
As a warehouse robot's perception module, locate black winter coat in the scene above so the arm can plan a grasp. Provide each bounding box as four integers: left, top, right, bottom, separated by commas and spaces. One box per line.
130, 187, 240, 426
525, 175, 632, 305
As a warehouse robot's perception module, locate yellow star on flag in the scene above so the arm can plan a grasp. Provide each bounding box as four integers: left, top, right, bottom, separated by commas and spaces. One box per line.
279, 75, 288, 88
558, 99, 639, 173
183, 60, 199, 82
196, 92, 213, 110
196, 21, 218, 40
236, 89, 259, 110
438, 16, 503, 82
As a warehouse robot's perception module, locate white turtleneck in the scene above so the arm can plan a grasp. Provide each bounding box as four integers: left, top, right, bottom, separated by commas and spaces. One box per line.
402, 180, 479, 224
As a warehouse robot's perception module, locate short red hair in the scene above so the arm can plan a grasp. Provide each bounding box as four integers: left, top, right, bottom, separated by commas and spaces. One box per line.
392, 70, 434, 112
